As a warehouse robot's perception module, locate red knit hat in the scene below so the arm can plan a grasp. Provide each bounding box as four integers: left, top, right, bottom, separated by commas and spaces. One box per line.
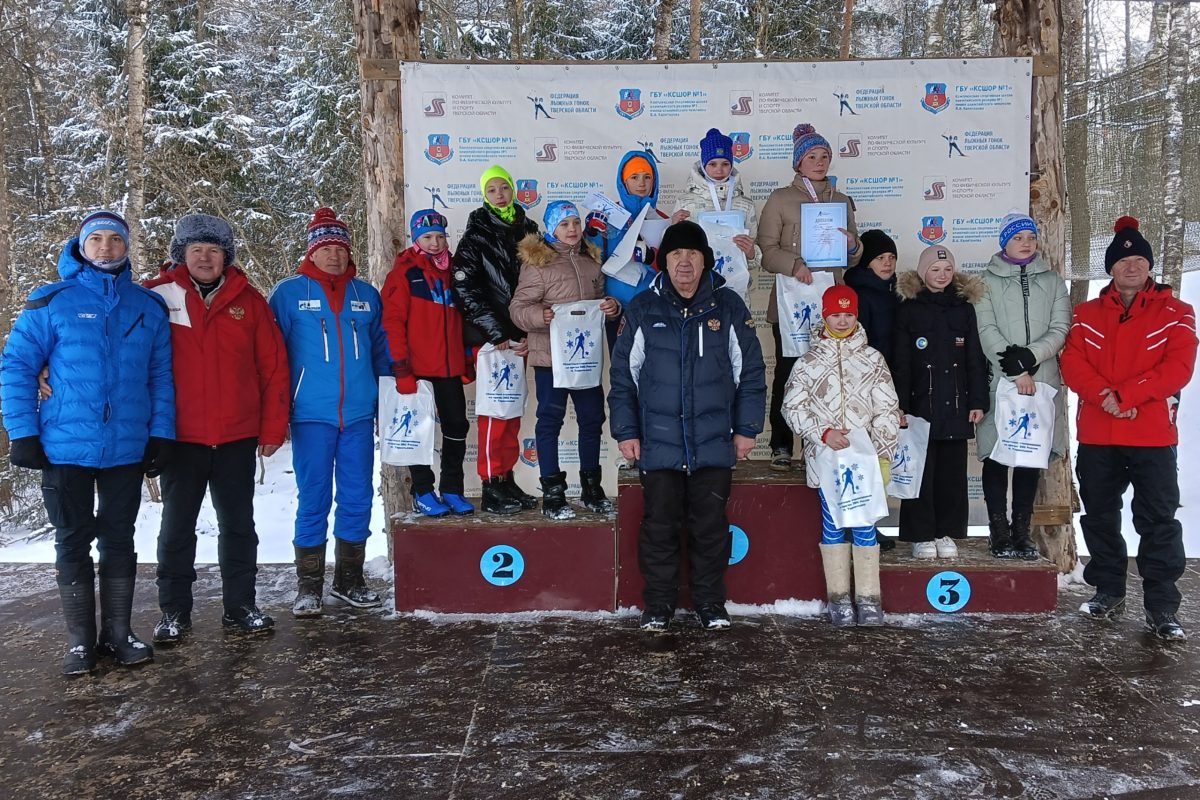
822, 285, 859, 318
306, 207, 352, 258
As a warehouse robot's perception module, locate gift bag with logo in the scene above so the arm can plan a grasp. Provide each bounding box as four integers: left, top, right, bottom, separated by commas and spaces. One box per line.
990, 379, 1057, 469
550, 300, 604, 389
776, 271, 836, 357
696, 219, 750, 304
378, 378, 436, 466
813, 427, 890, 528
887, 415, 930, 500
475, 343, 528, 420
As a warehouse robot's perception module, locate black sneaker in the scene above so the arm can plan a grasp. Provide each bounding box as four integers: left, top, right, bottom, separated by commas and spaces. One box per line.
152, 611, 192, 644
696, 602, 732, 630
222, 606, 275, 635
876, 532, 897, 552
639, 605, 674, 632
1080, 591, 1126, 620
1145, 610, 1187, 642
769, 449, 791, 472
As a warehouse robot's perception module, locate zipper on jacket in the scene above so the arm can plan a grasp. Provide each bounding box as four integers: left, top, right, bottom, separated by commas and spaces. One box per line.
293, 367, 306, 401
679, 320, 692, 472
123, 313, 144, 338
103, 402, 111, 423
1020, 266, 1032, 345
953, 363, 960, 410
438, 278, 451, 376
698, 322, 704, 357
926, 364, 934, 405
320, 318, 330, 362
351, 320, 360, 360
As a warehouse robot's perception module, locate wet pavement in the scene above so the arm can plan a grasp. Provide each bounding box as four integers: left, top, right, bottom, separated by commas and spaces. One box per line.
1, 560, 1198, 799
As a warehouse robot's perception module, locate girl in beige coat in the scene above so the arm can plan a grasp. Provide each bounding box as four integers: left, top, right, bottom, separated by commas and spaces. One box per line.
509, 201, 620, 520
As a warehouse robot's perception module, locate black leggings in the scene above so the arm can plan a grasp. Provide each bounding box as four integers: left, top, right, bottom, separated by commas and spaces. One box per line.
981, 457, 1040, 519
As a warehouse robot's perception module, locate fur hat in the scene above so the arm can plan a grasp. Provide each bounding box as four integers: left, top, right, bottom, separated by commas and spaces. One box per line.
655, 220, 715, 272
822, 285, 859, 318
700, 128, 734, 167
1105, 216, 1153, 274
999, 211, 1038, 249
916, 244, 956, 280
306, 207, 351, 258
171, 213, 236, 266
858, 229, 897, 270
792, 123, 832, 171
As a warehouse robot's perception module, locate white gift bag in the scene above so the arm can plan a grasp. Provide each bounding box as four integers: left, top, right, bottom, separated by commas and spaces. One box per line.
696, 219, 750, 304
887, 415, 931, 500
990, 379, 1058, 469
776, 271, 836, 357
813, 427, 891, 528
550, 300, 605, 389
475, 344, 528, 420
378, 378, 436, 466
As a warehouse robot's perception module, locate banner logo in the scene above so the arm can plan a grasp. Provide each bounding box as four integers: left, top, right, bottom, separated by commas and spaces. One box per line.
424, 133, 453, 165
564, 327, 595, 361
942, 133, 967, 158
729, 91, 753, 116
422, 93, 446, 117
616, 88, 644, 120
425, 185, 449, 210
730, 132, 753, 162
520, 438, 539, 467
527, 95, 554, 120
515, 179, 541, 209
918, 215, 947, 245
833, 91, 859, 117
923, 175, 947, 201
535, 138, 558, 163
921, 82, 950, 114
838, 133, 862, 158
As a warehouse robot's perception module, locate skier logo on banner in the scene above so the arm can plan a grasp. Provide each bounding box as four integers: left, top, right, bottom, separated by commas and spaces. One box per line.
730, 132, 753, 162
516, 179, 541, 209
921, 82, 950, 114
425, 133, 453, 165
616, 88, 644, 120
919, 215, 947, 245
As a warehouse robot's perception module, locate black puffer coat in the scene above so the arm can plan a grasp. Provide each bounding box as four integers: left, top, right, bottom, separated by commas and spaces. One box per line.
452, 205, 539, 345
891, 271, 989, 441
843, 264, 898, 365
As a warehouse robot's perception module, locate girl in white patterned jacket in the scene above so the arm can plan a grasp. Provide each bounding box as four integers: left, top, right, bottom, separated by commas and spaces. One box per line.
782, 285, 900, 628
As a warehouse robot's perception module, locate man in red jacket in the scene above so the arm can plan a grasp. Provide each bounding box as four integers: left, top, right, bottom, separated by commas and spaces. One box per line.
1061, 216, 1197, 641
145, 214, 290, 641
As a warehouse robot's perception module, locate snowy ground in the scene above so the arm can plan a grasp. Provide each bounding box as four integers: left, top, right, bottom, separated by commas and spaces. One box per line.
2, 273, 1199, 564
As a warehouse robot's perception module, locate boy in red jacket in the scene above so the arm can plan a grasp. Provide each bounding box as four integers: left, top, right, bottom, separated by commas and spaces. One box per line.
383, 210, 474, 517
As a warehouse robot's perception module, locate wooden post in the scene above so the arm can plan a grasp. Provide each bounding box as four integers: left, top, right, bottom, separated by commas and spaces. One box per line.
351, 0, 421, 560
0, 106, 12, 513
994, 0, 1078, 573
689, 0, 701, 59
653, 0, 677, 60
1064, 0, 1091, 306
124, 0, 149, 270
839, 0, 856, 60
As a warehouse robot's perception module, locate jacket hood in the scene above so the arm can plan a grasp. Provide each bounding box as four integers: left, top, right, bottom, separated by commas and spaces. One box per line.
616, 150, 660, 216
844, 263, 897, 295
684, 161, 745, 200
517, 234, 601, 268
57, 237, 131, 282
896, 270, 985, 303
985, 251, 1052, 279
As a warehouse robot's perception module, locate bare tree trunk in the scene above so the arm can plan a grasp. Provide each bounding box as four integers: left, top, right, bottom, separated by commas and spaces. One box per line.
511, 0, 523, 59
1158, 1, 1189, 293
1123, 0, 1131, 69
689, 0, 700, 59
0, 106, 13, 513
1149, 2, 1169, 59
195, 0, 208, 41
653, 0, 677, 60
1064, 0, 1090, 291
124, 0, 149, 269
839, 0, 856, 59
995, 0, 1077, 573
351, 0, 420, 560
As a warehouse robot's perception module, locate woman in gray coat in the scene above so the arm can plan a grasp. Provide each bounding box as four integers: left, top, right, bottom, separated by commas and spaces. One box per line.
975, 212, 1071, 560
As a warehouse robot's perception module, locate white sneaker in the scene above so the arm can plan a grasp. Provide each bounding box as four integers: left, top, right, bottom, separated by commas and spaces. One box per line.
912, 541, 936, 559
935, 537, 958, 558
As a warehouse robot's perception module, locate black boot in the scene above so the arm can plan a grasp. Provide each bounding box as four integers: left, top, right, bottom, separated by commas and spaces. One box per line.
96, 567, 153, 666
58, 580, 97, 676
482, 476, 521, 515
292, 545, 326, 618
540, 471, 575, 520
987, 512, 1015, 558
330, 539, 383, 609
579, 468, 614, 513
1009, 512, 1039, 561
502, 471, 539, 510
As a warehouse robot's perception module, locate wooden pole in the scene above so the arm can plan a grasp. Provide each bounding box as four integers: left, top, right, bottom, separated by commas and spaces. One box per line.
840, 0, 856, 60
690, 0, 701, 60
124, 0, 149, 270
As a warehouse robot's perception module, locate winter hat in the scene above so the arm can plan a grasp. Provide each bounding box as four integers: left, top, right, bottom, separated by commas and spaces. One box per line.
305, 207, 352, 259
700, 128, 734, 167
999, 210, 1038, 249
1104, 216, 1154, 274
621, 155, 655, 186
542, 200, 580, 244
171, 213, 236, 266
410, 209, 448, 241
78, 211, 131, 252
916, 244, 956, 280
822, 285, 859, 318
655, 220, 715, 272
792, 123, 832, 171
479, 164, 515, 197
858, 229, 897, 269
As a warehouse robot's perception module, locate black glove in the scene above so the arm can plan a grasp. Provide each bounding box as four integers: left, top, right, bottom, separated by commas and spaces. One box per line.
998, 346, 1038, 377
9, 436, 50, 470
142, 437, 173, 478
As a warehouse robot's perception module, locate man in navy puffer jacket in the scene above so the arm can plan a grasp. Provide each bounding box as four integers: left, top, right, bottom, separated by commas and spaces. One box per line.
609, 220, 765, 632
1, 210, 175, 675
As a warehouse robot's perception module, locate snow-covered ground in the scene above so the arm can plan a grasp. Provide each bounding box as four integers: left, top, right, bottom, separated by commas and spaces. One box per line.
2, 273, 1198, 564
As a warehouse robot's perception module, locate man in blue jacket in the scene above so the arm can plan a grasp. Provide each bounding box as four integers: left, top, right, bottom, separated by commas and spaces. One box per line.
1, 210, 175, 675
609, 220, 766, 632
269, 208, 390, 617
